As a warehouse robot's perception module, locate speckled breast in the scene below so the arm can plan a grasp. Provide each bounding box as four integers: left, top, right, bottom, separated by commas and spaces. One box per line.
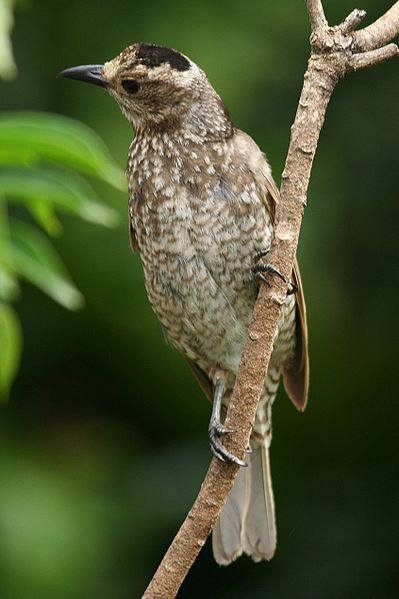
127, 131, 295, 376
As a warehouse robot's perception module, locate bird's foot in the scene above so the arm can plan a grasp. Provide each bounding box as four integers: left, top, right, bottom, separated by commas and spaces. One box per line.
252, 250, 286, 286
208, 420, 247, 467
252, 250, 297, 294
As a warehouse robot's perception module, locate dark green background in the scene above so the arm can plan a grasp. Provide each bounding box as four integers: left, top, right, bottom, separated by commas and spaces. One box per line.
1, 0, 399, 597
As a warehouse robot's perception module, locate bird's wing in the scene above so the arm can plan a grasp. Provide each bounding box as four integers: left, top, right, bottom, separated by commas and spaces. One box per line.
282, 259, 309, 411
264, 172, 309, 411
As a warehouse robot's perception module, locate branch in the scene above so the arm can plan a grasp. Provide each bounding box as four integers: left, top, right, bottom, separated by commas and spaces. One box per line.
341, 9, 366, 34
307, 0, 328, 31
142, 2, 399, 597
353, 2, 399, 51
350, 43, 399, 70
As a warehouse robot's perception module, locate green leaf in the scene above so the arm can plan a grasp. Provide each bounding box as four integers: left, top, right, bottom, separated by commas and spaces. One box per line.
0, 167, 119, 229
0, 264, 19, 302
0, 112, 127, 191
0, 302, 22, 401
28, 200, 63, 236
0, 0, 18, 81
9, 220, 84, 311
0, 192, 19, 300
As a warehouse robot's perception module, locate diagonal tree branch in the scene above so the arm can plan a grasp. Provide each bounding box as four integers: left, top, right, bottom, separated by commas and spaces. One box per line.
142, 2, 399, 598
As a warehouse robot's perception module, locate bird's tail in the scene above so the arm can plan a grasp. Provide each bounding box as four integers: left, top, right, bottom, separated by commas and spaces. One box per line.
212, 442, 276, 565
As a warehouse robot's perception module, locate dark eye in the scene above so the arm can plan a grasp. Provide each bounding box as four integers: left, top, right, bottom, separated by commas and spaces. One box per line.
122, 79, 140, 94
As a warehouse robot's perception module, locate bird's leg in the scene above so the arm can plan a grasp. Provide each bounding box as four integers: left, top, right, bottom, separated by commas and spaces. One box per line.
252, 250, 297, 294
208, 374, 246, 467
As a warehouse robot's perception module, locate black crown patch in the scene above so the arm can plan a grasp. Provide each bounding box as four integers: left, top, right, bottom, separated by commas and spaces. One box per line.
137, 43, 190, 72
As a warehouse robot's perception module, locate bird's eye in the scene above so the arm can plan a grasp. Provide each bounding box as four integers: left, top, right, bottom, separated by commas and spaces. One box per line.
122, 79, 140, 94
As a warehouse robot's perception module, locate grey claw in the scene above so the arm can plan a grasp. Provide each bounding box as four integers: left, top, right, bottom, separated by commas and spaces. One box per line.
252, 251, 286, 284
209, 425, 247, 467
245, 443, 252, 454
254, 271, 271, 287
211, 442, 247, 467
287, 281, 298, 295
252, 262, 286, 283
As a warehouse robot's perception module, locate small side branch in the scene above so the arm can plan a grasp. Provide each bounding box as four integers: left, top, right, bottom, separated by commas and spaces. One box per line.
341, 9, 366, 34
350, 43, 399, 70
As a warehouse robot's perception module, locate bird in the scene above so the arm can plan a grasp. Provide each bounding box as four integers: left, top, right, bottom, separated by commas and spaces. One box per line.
59, 42, 309, 565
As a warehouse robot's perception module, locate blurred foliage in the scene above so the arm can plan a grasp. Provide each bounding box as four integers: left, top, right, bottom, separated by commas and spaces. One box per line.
0, 0, 398, 598
0, 112, 123, 399
0, 0, 17, 80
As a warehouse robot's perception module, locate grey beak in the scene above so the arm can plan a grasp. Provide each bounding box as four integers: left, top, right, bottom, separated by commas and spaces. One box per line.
58, 64, 108, 88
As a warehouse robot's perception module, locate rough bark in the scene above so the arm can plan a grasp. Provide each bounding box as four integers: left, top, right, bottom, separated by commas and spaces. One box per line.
142, 2, 399, 597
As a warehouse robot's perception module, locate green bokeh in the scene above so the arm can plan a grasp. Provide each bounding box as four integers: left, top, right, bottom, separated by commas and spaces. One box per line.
1, 0, 399, 597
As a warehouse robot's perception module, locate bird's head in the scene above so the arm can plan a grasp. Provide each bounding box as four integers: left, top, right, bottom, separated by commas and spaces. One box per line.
59, 43, 233, 139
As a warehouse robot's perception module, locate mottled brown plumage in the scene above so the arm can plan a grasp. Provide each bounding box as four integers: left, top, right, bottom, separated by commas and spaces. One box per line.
60, 43, 309, 565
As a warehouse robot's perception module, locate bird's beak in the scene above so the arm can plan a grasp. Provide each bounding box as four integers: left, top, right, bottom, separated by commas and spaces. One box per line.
58, 64, 108, 88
